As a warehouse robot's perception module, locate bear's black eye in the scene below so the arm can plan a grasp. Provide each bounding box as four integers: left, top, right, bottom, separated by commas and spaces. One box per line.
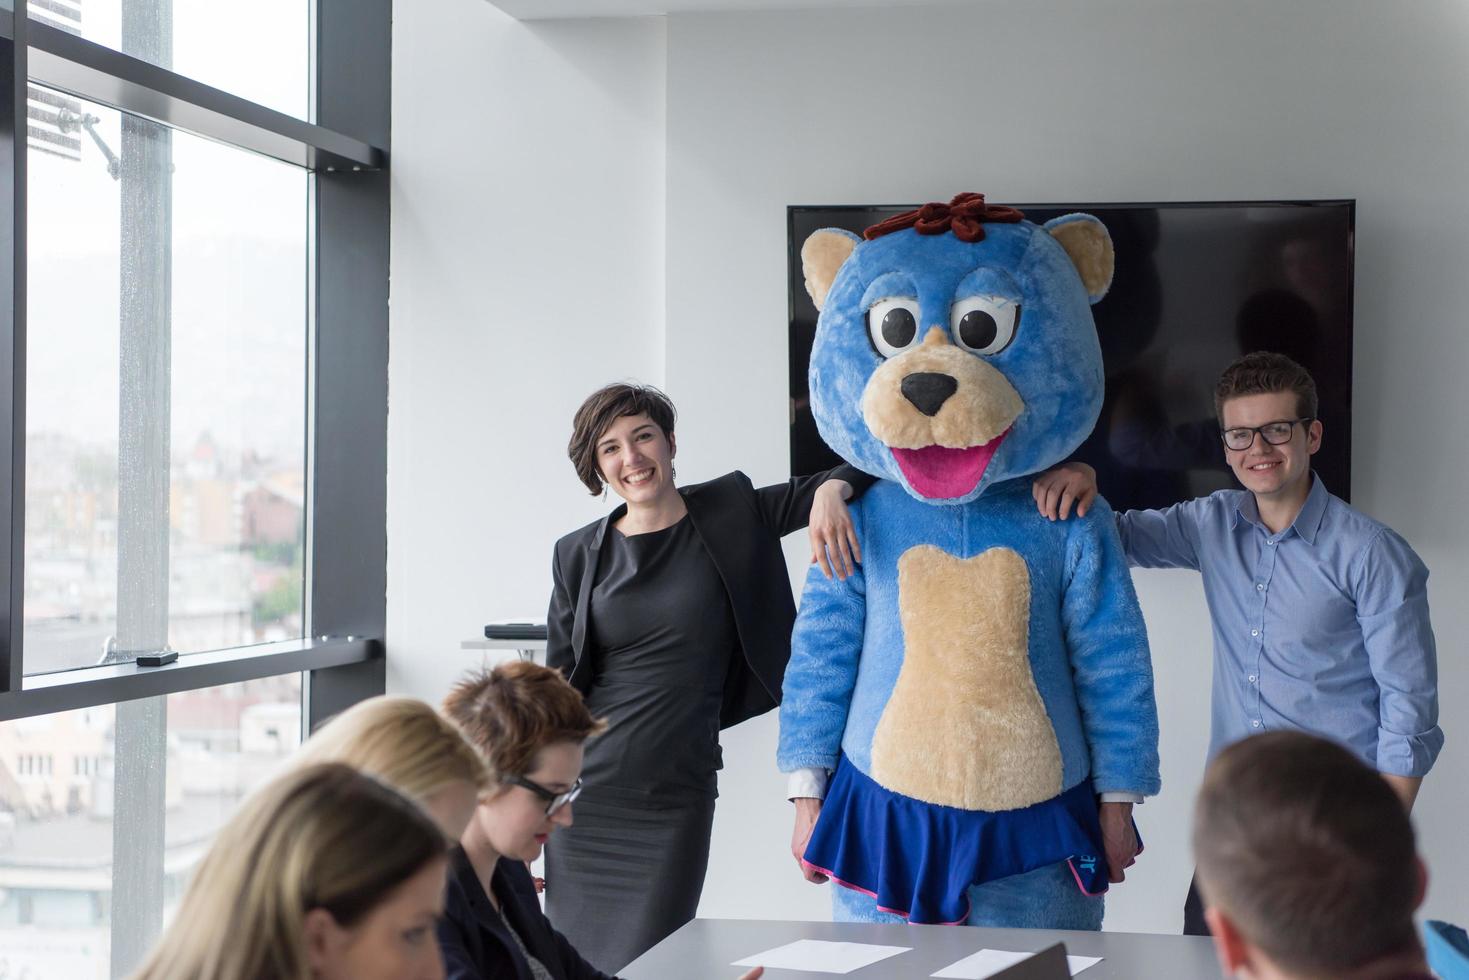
958, 310, 997, 351
883, 308, 916, 348
950, 296, 1020, 356
867, 297, 922, 358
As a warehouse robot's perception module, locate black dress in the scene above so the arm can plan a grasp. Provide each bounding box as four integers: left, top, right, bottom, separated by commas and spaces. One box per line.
543, 514, 736, 972
543, 468, 877, 971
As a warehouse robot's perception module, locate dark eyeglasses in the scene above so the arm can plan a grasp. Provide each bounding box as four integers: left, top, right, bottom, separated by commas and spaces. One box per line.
1220, 418, 1313, 452
504, 774, 583, 816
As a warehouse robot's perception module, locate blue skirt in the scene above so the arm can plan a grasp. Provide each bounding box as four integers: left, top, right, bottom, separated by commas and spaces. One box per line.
802, 757, 1123, 924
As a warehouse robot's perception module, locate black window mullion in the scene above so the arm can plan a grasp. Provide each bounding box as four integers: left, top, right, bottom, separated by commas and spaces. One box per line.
1, 11, 25, 694
305, 0, 390, 731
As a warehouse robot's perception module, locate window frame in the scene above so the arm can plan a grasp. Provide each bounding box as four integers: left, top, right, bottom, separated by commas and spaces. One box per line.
0, 0, 391, 734
0, 2, 389, 972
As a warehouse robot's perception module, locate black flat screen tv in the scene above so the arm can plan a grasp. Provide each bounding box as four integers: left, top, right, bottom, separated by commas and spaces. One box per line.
788, 201, 1355, 512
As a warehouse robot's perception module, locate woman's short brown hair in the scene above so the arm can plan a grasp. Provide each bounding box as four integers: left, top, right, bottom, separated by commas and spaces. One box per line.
567, 383, 677, 496
442, 661, 606, 781
1214, 351, 1318, 424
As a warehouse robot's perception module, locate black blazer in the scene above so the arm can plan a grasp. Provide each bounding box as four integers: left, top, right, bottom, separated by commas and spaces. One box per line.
437, 848, 617, 980
546, 466, 871, 730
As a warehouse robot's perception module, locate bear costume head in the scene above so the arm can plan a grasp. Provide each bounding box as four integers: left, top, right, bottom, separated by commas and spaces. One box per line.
802, 192, 1114, 505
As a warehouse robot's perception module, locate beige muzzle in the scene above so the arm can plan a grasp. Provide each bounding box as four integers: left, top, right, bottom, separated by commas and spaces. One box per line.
861, 328, 1023, 449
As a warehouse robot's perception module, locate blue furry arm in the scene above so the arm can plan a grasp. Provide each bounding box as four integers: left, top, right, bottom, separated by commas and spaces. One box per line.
777, 520, 867, 772
1063, 500, 1162, 796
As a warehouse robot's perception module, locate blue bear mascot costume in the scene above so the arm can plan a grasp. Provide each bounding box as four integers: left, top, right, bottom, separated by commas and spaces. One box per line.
779, 193, 1161, 929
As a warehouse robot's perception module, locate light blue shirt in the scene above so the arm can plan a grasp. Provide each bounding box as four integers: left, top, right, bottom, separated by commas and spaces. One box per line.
1117, 474, 1442, 777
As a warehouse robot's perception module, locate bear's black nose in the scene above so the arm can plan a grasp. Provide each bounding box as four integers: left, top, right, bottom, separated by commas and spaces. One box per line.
900, 372, 958, 417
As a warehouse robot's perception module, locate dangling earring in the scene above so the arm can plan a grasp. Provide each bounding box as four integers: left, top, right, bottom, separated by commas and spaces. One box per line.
671, 464, 677, 482
600, 483, 608, 501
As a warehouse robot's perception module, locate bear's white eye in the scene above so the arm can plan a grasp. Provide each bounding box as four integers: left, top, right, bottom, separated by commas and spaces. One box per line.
867, 297, 922, 358
950, 296, 1020, 356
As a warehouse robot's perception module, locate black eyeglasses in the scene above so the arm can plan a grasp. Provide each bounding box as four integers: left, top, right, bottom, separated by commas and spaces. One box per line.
1220, 418, 1313, 452
504, 774, 583, 816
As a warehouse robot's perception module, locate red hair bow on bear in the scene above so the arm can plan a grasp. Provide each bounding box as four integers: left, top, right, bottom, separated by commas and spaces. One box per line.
863, 192, 1025, 244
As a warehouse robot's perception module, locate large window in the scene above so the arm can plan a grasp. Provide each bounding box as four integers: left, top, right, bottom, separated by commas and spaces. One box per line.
26, 88, 309, 676
1, 2, 389, 977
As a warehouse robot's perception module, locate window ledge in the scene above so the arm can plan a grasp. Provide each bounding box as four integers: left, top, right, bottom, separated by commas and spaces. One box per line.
0, 636, 379, 721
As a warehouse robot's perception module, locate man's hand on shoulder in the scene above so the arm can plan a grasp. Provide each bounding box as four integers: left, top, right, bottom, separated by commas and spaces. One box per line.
1033, 462, 1098, 521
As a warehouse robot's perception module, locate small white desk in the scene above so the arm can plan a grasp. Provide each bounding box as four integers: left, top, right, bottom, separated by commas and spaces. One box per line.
460, 637, 547, 662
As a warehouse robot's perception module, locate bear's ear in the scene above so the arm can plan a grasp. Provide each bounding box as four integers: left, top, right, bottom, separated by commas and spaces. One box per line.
1043, 214, 1114, 304
801, 228, 862, 311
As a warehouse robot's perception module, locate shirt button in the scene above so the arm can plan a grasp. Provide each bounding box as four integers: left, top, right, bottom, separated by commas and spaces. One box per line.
1248, 675, 1257, 683
1251, 629, 1259, 637
1256, 583, 1265, 591
1267, 539, 1277, 546
1252, 720, 1261, 728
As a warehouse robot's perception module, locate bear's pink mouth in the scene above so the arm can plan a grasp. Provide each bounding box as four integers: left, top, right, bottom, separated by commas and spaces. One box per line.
890, 431, 1009, 499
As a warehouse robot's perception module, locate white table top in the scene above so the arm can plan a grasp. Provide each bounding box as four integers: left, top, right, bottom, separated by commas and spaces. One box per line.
621, 917, 1223, 980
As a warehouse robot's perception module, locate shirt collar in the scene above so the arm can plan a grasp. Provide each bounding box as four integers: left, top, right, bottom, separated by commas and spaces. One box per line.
1228, 492, 1256, 532
1229, 472, 1327, 545
1294, 472, 1328, 544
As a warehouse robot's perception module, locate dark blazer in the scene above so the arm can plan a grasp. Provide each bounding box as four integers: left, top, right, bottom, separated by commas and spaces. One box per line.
547, 466, 873, 729
437, 847, 617, 980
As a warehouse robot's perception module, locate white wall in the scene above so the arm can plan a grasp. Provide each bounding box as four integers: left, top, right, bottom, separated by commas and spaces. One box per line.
663, 0, 1469, 933
391, 0, 1469, 938
389, 0, 667, 704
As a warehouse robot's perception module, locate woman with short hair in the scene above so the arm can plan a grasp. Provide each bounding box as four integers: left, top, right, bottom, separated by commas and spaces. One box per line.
545, 382, 869, 969
132, 762, 449, 980
437, 661, 762, 980
437, 661, 608, 979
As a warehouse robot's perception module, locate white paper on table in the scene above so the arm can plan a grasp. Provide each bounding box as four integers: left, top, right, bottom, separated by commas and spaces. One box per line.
731, 939, 911, 974
931, 948, 1103, 978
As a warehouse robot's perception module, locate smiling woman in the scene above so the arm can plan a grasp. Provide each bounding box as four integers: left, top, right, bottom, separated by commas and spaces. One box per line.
541, 382, 873, 971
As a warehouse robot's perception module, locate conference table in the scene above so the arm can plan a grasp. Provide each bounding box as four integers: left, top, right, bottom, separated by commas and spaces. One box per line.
622, 917, 1224, 979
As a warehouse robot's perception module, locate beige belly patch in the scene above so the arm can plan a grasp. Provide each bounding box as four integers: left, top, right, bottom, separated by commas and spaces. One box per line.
869, 545, 1063, 811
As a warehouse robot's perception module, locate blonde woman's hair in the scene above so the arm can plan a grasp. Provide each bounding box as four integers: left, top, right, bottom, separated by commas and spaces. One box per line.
132, 762, 446, 980
293, 694, 492, 803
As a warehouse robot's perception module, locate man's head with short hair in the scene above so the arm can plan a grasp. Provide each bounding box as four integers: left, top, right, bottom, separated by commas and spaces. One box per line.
1214, 351, 1319, 425
1192, 732, 1426, 978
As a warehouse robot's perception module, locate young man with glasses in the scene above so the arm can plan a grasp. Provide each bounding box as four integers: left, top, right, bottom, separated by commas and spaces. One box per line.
1034, 351, 1442, 936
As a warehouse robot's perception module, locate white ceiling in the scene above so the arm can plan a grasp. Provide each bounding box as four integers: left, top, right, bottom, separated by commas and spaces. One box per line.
486, 0, 957, 21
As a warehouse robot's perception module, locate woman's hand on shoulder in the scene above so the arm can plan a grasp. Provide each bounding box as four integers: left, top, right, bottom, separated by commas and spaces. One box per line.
1032, 462, 1098, 521
809, 481, 861, 580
